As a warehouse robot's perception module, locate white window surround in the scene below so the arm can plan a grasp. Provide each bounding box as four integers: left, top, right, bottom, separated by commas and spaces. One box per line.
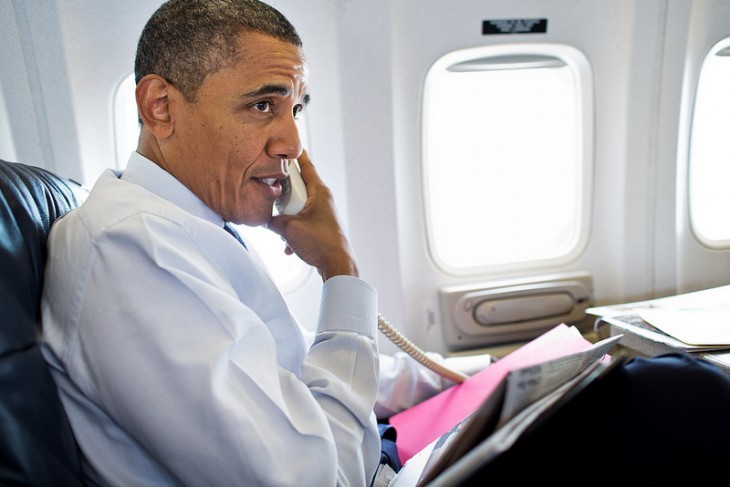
688, 37, 730, 249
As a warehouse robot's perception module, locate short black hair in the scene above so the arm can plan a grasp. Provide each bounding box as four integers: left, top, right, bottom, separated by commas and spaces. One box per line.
135, 0, 302, 101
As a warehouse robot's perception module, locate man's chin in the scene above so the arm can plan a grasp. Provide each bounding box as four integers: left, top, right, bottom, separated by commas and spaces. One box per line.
230, 210, 274, 228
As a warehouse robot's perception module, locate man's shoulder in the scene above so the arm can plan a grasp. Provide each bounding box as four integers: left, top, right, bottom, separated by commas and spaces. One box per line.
59, 170, 192, 242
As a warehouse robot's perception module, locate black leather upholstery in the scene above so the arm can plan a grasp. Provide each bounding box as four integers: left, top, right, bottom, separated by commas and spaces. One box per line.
0, 159, 85, 485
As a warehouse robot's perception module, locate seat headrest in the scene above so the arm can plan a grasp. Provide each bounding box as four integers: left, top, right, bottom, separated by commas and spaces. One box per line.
0, 159, 82, 350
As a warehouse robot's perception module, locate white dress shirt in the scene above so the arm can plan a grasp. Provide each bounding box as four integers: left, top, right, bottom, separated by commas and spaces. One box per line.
41, 152, 381, 486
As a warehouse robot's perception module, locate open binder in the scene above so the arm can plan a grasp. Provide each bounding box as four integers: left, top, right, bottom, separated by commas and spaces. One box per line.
389, 326, 623, 486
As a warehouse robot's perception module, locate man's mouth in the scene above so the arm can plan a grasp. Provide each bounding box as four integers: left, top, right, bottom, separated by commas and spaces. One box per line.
254, 176, 283, 198
256, 177, 279, 186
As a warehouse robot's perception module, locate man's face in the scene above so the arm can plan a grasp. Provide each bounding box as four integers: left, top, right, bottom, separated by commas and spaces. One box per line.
163, 31, 308, 226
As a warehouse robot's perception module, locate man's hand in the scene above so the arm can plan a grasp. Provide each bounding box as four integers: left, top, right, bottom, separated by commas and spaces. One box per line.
267, 151, 359, 281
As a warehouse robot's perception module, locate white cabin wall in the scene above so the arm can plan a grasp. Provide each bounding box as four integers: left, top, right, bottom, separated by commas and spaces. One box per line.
1, 0, 61, 169
333, 0, 407, 354
53, 0, 158, 184
0, 0, 157, 182
382, 0, 672, 353
653, 0, 693, 298
0, 2, 20, 162
0, 84, 17, 161
3, 0, 730, 353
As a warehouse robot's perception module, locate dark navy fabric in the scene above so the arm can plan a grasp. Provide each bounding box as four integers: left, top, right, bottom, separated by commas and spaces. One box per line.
456, 353, 730, 486
223, 222, 248, 250
379, 423, 402, 472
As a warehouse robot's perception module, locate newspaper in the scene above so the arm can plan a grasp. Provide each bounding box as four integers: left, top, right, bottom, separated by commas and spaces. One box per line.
498, 334, 621, 426
390, 334, 622, 487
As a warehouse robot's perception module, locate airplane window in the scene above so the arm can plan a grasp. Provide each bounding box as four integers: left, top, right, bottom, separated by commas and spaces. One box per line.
113, 73, 312, 291
422, 45, 593, 274
688, 38, 730, 248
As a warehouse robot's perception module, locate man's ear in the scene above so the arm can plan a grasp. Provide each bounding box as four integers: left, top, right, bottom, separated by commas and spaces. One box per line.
136, 74, 175, 139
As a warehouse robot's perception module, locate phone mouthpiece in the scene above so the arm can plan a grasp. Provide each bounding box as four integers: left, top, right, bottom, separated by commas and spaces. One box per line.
281, 159, 292, 176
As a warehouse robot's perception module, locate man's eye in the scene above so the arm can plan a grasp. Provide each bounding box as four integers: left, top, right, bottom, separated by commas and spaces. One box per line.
254, 101, 272, 112
293, 104, 304, 118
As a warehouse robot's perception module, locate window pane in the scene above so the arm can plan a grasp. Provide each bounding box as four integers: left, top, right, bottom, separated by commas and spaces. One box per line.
689, 40, 730, 247
423, 46, 591, 273
113, 73, 311, 291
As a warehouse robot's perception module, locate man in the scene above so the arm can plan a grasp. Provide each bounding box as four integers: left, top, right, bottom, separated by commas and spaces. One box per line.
41, 1, 391, 485
37, 1, 730, 485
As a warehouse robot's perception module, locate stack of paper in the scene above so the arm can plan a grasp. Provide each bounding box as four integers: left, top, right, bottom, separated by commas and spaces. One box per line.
588, 285, 730, 351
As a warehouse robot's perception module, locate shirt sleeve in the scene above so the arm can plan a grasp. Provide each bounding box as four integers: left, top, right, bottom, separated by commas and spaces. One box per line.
375, 352, 449, 419
62, 214, 380, 486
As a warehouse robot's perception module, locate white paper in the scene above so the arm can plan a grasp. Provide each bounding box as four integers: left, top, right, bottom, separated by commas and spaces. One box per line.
587, 285, 730, 347
587, 285, 730, 318
638, 308, 730, 346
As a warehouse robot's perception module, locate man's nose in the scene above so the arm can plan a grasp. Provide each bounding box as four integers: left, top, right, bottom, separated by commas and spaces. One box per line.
269, 114, 303, 161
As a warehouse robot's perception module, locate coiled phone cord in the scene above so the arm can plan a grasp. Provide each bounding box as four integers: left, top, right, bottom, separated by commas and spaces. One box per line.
377, 314, 470, 384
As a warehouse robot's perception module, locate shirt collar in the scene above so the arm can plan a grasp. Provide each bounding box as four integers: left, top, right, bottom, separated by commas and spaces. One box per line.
120, 152, 224, 228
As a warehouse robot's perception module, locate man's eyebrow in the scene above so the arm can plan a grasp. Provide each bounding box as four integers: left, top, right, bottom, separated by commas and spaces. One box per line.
243, 85, 311, 104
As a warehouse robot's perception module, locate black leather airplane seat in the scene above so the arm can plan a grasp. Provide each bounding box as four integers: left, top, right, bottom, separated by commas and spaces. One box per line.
0, 159, 85, 485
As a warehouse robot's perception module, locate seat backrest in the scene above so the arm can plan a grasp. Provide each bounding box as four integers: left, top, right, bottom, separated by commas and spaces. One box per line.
0, 159, 86, 485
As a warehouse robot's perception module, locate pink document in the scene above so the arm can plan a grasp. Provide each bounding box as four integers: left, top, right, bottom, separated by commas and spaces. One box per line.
389, 324, 593, 463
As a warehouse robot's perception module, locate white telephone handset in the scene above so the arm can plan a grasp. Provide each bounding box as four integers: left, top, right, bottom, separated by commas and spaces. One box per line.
275, 159, 307, 216
275, 159, 469, 383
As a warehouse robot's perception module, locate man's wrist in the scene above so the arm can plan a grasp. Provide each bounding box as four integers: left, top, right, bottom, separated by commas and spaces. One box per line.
320, 256, 359, 281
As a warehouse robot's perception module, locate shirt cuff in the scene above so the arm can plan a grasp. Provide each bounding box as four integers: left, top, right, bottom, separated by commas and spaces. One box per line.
442, 353, 494, 377
318, 275, 378, 339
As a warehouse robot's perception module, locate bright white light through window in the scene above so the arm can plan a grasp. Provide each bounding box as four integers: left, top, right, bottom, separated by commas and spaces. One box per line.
689, 39, 730, 248
113, 73, 312, 291
233, 224, 311, 293
423, 45, 593, 274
